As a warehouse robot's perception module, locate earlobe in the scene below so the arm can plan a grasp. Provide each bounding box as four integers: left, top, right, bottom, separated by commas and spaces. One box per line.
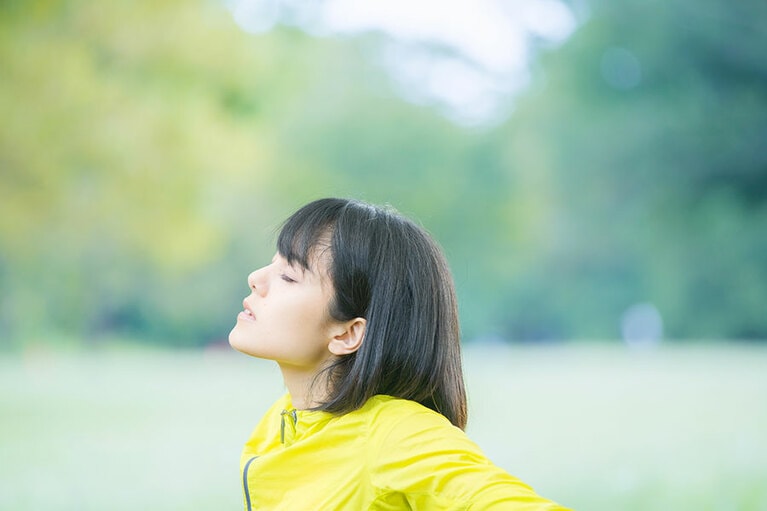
328, 318, 366, 356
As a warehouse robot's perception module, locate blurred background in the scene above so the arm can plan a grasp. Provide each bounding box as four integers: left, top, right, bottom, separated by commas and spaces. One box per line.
1, 0, 766, 509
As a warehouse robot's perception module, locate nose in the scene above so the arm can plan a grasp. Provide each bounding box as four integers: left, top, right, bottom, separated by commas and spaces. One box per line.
247, 265, 269, 297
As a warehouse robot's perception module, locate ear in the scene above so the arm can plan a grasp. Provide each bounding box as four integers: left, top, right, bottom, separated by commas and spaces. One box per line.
327, 317, 366, 356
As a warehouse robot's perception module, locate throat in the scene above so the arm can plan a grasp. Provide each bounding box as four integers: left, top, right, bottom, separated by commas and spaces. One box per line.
277, 361, 332, 410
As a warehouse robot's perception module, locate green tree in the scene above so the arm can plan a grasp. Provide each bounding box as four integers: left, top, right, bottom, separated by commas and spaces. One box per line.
498, 0, 767, 338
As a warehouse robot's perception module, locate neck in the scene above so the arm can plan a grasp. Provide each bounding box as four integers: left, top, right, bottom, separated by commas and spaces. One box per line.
278, 363, 329, 410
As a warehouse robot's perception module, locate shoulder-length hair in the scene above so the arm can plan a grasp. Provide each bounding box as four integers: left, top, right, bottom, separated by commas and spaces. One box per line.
277, 198, 467, 430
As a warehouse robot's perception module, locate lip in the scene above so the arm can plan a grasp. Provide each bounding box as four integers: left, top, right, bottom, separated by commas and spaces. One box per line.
238, 299, 256, 322
237, 311, 256, 322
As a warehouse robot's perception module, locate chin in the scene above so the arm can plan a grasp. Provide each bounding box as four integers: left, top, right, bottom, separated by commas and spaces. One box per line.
228, 330, 259, 358
228, 327, 245, 352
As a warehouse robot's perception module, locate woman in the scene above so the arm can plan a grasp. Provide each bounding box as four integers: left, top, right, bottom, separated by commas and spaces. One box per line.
229, 198, 570, 510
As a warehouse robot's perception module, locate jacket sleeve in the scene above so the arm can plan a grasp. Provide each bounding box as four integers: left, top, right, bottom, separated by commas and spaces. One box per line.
369, 409, 571, 510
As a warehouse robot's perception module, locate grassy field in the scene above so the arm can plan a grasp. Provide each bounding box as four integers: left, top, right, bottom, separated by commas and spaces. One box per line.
1, 343, 766, 510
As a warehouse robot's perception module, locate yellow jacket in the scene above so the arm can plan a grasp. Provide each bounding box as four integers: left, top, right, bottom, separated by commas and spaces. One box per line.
240, 394, 570, 510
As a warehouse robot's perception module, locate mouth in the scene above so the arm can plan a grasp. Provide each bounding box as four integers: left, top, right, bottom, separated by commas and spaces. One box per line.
238, 300, 256, 322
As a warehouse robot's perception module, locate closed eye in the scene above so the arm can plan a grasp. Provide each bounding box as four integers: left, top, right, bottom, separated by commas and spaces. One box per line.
280, 274, 297, 283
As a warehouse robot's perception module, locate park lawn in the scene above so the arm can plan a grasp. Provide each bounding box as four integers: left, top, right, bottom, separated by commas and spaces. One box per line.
1, 342, 765, 510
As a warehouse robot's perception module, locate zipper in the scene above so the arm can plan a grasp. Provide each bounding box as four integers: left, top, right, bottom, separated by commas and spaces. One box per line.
242, 456, 258, 511
280, 409, 298, 444
243, 409, 297, 509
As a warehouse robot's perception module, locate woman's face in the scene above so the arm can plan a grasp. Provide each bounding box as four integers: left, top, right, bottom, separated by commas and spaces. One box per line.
228, 252, 339, 370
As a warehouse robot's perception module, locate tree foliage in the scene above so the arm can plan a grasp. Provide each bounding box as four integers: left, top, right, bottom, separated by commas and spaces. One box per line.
1, 0, 765, 347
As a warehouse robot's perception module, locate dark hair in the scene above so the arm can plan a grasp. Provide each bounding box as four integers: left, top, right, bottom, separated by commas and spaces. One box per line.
277, 198, 467, 429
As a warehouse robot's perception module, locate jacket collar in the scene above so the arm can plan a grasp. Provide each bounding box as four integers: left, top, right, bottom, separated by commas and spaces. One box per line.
280, 395, 334, 446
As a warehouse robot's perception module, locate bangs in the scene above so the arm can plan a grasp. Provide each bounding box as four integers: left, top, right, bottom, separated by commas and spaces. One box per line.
276, 200, 340, 271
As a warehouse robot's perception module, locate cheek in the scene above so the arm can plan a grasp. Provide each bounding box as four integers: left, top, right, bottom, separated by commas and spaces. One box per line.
283, 308, 330, 346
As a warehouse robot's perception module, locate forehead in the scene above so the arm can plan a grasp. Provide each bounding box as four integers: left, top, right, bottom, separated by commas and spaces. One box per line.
278, 224, 332, 269
276, 242, 328, 269
277, 203, 337, 268
274, 244, 333, 287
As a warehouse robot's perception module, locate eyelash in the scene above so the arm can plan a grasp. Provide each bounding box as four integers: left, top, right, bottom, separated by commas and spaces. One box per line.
280, 274, 296, 284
